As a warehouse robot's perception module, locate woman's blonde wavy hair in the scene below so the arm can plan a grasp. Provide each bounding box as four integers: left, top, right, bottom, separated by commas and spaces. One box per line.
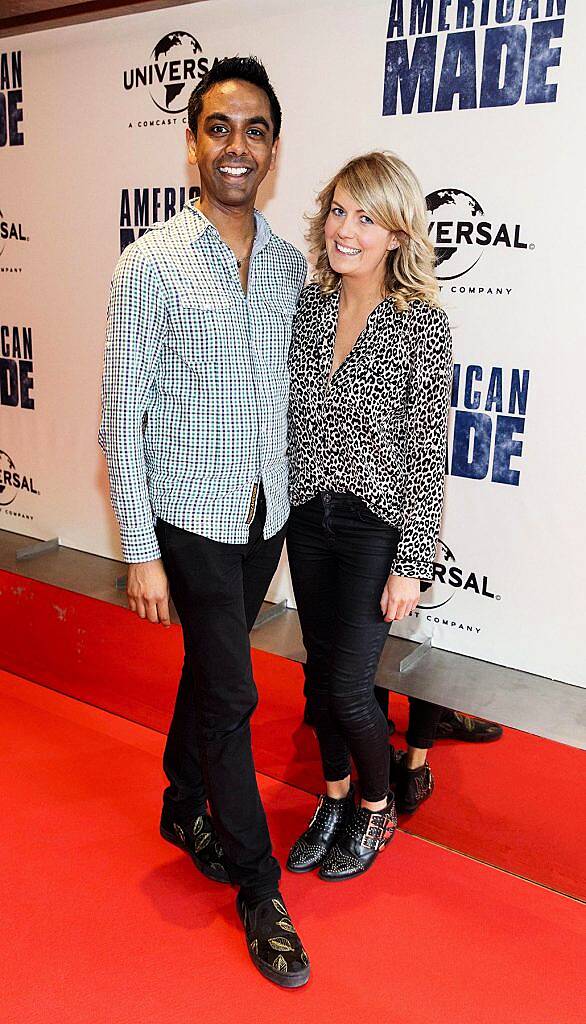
307, 151, 439, 311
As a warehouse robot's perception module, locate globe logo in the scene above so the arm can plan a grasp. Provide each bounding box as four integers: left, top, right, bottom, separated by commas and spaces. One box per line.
417, 539, 456, 610
426, 188, 485, 281
149, 32, 203, 114
0, 450, 17, 506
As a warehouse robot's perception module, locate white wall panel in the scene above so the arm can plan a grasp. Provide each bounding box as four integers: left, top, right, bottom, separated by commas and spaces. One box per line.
1, 0, 584, 683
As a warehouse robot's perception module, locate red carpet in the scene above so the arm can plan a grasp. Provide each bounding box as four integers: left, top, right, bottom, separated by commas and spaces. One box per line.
1, 669, 584, 1024
249, 654, 586, 901
1, 568, 585, 899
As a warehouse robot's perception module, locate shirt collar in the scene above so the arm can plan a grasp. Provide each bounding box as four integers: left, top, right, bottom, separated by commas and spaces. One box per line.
185, 200, 272, 255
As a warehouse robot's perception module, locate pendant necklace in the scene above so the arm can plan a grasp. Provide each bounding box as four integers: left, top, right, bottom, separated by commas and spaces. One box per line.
236, 251, 252, 270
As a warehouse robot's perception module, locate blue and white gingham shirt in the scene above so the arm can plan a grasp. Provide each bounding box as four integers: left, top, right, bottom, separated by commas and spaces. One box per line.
99, 203, 306, 563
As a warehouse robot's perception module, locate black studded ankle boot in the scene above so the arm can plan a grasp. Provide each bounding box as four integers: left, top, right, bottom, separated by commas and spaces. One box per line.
389, 746, 435, 814
286, 786, 355, 873
318, 795, 397, 881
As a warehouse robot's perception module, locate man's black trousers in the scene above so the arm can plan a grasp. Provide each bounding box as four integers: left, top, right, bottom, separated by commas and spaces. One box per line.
155, 490, 285, 900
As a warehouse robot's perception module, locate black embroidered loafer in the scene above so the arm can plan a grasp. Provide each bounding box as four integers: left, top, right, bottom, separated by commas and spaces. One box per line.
236, 892, 310, 989
436, 709, 503, 743
160, 811, 230, 884
318, 797, 397, 881
389, 746, 435, 814
286, 786, 355, 873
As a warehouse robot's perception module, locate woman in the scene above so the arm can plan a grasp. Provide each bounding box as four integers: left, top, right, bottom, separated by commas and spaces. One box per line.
286, 151, 452, 881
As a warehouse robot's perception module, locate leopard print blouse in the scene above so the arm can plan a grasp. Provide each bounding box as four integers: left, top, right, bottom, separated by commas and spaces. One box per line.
287, 283, 452, 580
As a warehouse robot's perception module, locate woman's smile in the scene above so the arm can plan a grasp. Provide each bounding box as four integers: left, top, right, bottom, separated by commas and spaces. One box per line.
334, 241, 362, 255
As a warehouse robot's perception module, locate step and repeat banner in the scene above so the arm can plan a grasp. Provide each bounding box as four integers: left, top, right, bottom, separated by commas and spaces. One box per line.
1, 0, 584, 685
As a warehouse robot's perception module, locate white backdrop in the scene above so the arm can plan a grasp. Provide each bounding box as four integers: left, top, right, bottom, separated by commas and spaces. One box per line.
1, 0, 585, 685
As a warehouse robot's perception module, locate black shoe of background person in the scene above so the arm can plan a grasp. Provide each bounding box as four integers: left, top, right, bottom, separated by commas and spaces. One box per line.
318, 796, 397, 881
286, 786, 355, 873
160, 810, 230, 884
389, 746, 435, 814
436, 709, 504, 742
386, 709, 503, 742
237, 892, 310, 988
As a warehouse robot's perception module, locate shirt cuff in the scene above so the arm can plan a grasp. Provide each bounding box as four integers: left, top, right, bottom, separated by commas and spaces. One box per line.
390, 558, 432, 581
119, 524, 161, 564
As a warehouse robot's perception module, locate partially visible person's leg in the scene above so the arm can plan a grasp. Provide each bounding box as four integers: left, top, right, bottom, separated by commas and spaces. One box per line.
374, 685, 392, 733
326, 503, 400, 807
241, 489, 287, 635
287, 497, 351, 789
198, 496, 317, 981
383, 695, 503, 744
387, 697, 442, 814
156, 512, 227, 882
159, 644, 229, 883
156, 513, 280, 898
406, 696, 443, 766
317, 498, 399, 881
158, 503, 310, 984
286, 497, 356, 874
161, 651, 207, 824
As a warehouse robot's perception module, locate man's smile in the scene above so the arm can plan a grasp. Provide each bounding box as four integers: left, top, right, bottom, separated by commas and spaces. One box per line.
217, 165, 253, 178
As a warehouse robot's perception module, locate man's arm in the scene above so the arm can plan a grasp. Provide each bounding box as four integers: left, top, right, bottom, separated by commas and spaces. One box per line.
296, 253, 308, 301
99, 244, 171, 625
99, 244, 166, 561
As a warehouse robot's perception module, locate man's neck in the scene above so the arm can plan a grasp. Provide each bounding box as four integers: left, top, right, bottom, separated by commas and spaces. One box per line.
197, 194, 257, 252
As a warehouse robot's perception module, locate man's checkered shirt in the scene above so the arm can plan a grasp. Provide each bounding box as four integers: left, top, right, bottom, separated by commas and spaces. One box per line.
99, 203, 307, 563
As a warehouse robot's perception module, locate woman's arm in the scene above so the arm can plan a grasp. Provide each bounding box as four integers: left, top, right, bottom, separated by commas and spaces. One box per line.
390, 303, 453, 583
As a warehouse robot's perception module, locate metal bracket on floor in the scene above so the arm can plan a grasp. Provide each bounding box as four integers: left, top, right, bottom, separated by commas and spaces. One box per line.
114, 574, 128, 591
15, 537, 60, 562
399, 636, 433, 673
252, 599, 287, 630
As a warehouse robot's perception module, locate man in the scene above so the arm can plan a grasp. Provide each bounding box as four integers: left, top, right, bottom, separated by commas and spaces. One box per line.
99, 57, 309, 989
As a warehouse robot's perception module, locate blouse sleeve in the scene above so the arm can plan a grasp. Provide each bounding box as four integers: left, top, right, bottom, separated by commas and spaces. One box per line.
391, 304, 453, 581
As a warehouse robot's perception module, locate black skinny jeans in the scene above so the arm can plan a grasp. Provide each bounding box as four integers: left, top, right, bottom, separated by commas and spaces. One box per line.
287, 492, 442, 803
155, 487, 286, 901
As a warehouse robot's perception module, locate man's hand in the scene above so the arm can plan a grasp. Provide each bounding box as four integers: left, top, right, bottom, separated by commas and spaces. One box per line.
127, 558, 171, 626
380, 574, 420, 623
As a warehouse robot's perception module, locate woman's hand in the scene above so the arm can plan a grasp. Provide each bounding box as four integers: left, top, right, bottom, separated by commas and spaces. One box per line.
380, 574, 420, 622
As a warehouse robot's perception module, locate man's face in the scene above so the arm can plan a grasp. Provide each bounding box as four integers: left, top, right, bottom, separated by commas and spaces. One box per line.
187, 79, 278, 208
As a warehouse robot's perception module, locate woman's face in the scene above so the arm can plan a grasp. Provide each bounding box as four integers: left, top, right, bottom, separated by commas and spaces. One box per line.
324, 185, 398, 288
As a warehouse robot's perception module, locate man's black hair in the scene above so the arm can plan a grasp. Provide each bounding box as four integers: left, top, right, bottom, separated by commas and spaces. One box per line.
187, 56, 282, 140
